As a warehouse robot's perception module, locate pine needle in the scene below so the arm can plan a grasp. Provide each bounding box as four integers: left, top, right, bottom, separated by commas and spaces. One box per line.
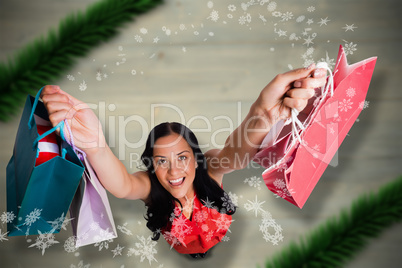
0, 0, 163, 121
263, 176, 402, 268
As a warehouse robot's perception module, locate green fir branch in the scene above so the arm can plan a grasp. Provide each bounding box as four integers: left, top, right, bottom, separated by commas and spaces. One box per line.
0, 0, 163, 121
263, 176, 402, 268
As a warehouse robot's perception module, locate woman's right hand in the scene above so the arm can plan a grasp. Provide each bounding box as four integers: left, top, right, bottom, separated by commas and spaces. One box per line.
40, 85, 106, 153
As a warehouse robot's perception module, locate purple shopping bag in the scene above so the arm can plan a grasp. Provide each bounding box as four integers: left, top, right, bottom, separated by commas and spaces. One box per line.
69, 156, 117, 247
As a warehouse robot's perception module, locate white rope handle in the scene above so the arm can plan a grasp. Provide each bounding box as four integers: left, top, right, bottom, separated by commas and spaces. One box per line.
290, 62, 334, 143
64, 119, 87, 160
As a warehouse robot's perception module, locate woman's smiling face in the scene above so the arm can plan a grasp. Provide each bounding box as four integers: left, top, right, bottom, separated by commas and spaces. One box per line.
152, 133, 197, 203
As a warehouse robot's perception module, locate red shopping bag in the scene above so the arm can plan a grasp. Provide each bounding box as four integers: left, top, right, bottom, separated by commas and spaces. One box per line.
253, 45, 377, 208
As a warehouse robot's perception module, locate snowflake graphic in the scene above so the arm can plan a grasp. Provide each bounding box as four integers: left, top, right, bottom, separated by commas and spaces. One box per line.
171, 216, 192, 239
273, 178, 286, 190
329, 126, 335, 135
79, 80, 87, 91
306, 19, 314, 25
24, 208, 42, 226
274, 188, 293, 199
344, 41, 358, 55
93, 228, 115, 251
207, 1, 213, 9
221, 235, 230, 242
111, 244, 125, 258
306, 47, 315, 56
267, 1, 277, 12
343, 24, 357, 32
346, 87, 356, 98
281, 11, 293, 22
208, 10, 219, 22
259, 212, 284, 245
1, 211, 16, 224
303, 59, 315, 68
245, 13, 252, 23
139, 27, 148, 35
205, 230, 214, 242
276, 162, 288, 173
296, 15, 305, 23
64, 236, 78, 253
201, 197, 215, 209
66, 74, 75, 81
162, 231, 181, 249
339, 99, 353, 112
179, 24, 186, 31
47, 213, 72, 232
127, 235, 158, 265
70, 260, 90, 268
117, 222, 133, 236
244, 195, 266, 217
221, 192, 236, 213
134, 35, 143, 43
312, 144, 321, 151
238, 15, 247, 25
258, 14, 267, 23
90, 221, 100, 231
228, 4, 236, 12
193, 210, 208, 223
228, 191, 239, 207
319, 51, 336, 70
212, 214, 233, 232
182, 196, 196, 216
201, 224, 209, 232
359, 100, 370, 110
318, 17, 330, 26
76, 231, 89, 245
276, 29, 287, 37
307, 6, 315, 12
272, 11, 282, 18
96, 72, 102, 81
28, 231, 59, 255
244, 176, 262, 190
0, 229, 9, 242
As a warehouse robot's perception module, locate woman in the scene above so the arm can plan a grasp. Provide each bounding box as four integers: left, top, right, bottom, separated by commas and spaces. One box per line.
41, 64, 326, 258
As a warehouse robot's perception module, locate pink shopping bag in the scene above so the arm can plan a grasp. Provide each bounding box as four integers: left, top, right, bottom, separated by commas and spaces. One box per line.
253, 45, 377, 208
69, 156, 118, 247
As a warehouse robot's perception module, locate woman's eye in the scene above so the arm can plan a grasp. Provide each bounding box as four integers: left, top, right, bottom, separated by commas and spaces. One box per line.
178, 155, 187, 161
157, 159, 166, 165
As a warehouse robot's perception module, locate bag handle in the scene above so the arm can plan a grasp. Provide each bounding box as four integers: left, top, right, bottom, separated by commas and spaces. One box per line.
64, 118, 86, 160
290, 62, 334, 143
28, 86, 46, 129
29, 86, 86, 159
32, 120, 65, 149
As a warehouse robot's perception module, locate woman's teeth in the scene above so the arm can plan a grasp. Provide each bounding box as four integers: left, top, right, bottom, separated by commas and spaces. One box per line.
169, 177, 185, 186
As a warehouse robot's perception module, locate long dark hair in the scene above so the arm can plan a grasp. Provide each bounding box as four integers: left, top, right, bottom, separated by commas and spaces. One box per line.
141, 122, 236, 240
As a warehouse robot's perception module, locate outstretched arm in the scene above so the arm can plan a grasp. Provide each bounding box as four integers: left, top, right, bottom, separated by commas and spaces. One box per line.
41, 85, 151, 201
205, 65, 327, 184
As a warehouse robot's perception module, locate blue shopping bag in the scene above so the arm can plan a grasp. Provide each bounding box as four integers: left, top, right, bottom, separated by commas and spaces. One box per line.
6, 87, 84, 236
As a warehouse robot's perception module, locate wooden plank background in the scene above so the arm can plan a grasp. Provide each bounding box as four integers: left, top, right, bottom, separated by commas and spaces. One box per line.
0, 0, 401, 267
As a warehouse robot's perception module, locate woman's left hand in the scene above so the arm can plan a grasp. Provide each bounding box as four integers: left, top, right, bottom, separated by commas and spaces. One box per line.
255, 64, 328, 127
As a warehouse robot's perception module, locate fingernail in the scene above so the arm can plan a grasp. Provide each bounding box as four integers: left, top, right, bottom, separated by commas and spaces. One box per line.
305, 63, 315, 70
314, 69, 325, 77
294, 81, 302, 87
